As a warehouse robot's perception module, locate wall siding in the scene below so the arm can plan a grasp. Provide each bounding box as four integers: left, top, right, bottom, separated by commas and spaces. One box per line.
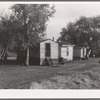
81, 49, 83, 58
61, 46, 73, 61
69, 47, 73, 60
40, 40, 59, 65
73, 47, 86, 58
73, 48, 81, 58
51, 42, 58, 59
40, 42, 45, 65
58, 45, 61, 58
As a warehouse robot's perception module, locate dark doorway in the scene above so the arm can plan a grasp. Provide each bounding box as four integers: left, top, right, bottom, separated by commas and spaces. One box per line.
45, 43, 51, 57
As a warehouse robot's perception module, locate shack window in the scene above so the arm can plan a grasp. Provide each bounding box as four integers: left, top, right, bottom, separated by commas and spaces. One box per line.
66, 47, 69, 56
45, 43, 51, 57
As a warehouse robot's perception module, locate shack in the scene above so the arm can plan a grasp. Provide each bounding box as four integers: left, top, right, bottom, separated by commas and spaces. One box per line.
73, 47, 87, 59
61, 44, 74, 61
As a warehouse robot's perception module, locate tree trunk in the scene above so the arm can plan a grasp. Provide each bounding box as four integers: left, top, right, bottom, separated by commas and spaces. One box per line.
25, 46, 29, 66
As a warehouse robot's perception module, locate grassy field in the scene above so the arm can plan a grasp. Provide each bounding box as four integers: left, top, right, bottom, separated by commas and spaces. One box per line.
0, 58, 100, 89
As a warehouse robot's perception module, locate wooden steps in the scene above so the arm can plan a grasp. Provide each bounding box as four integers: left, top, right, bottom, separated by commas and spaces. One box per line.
42, 57, 53, 66
46, 57, 53, 66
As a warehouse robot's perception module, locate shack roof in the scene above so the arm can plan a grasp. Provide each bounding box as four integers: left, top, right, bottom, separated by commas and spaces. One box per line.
40, 39, 58, 43
39, 39, 75, 46
74, 46, 86, 49
62, 44, 75, 47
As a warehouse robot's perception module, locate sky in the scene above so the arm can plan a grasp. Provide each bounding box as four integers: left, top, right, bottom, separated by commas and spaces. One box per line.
1, 2, 100, 40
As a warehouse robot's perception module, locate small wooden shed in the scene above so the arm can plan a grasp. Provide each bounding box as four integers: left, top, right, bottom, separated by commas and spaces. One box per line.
40, 39, 61, 65
61, 44, 74, 61
73, 47, 87, 59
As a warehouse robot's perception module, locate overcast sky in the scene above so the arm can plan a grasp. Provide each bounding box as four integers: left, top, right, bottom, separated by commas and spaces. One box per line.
1, 2, 100, 40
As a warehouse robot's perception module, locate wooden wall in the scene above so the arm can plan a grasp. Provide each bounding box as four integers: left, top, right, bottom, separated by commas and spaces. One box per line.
40, 40, 59, 65
61, 46, 74, 61
69, 46, 74, 60
73, 48, 82, 58
73, 47, 86, 59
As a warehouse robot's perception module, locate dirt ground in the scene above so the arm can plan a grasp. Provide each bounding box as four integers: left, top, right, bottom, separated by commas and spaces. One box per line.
0, 58, 100, 89
30, 58, 100, 89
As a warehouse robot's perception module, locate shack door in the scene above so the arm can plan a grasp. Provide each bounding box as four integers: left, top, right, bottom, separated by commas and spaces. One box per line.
45, 43, 51, 57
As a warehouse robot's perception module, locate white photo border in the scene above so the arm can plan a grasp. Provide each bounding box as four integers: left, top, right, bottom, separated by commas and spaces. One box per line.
0, 1, 100, 98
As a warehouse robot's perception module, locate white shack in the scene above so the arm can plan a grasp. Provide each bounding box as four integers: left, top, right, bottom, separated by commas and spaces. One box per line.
73, 47, 87, 59
61, 44, 74, 61
40, 39, 61, 65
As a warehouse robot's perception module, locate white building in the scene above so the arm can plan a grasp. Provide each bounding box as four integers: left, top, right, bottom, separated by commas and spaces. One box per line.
61, 44, 74, 61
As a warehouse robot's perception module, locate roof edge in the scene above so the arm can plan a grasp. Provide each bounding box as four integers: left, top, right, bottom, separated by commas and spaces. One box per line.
40, 39, 58, 43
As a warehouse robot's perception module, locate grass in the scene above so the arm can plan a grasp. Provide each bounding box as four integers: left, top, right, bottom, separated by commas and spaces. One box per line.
0, 58, 100, 89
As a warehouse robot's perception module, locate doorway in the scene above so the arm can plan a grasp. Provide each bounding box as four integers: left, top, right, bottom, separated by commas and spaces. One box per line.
45, 43, 51, 57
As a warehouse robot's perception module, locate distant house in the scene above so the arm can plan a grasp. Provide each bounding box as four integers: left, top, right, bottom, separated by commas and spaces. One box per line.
73, 47, 87, 59
61, 44, 74, 61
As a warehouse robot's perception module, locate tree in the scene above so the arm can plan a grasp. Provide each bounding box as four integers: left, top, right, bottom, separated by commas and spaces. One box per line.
59, 16, 100, 57
57, 27, 70, 44
90, 16, 100, 56
0, 14, 18, 61
11, 4, 55, 65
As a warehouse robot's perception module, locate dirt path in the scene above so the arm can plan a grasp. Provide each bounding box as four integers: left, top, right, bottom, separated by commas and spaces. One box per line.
30, 58, 100, 89
0, 58, 100, 89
